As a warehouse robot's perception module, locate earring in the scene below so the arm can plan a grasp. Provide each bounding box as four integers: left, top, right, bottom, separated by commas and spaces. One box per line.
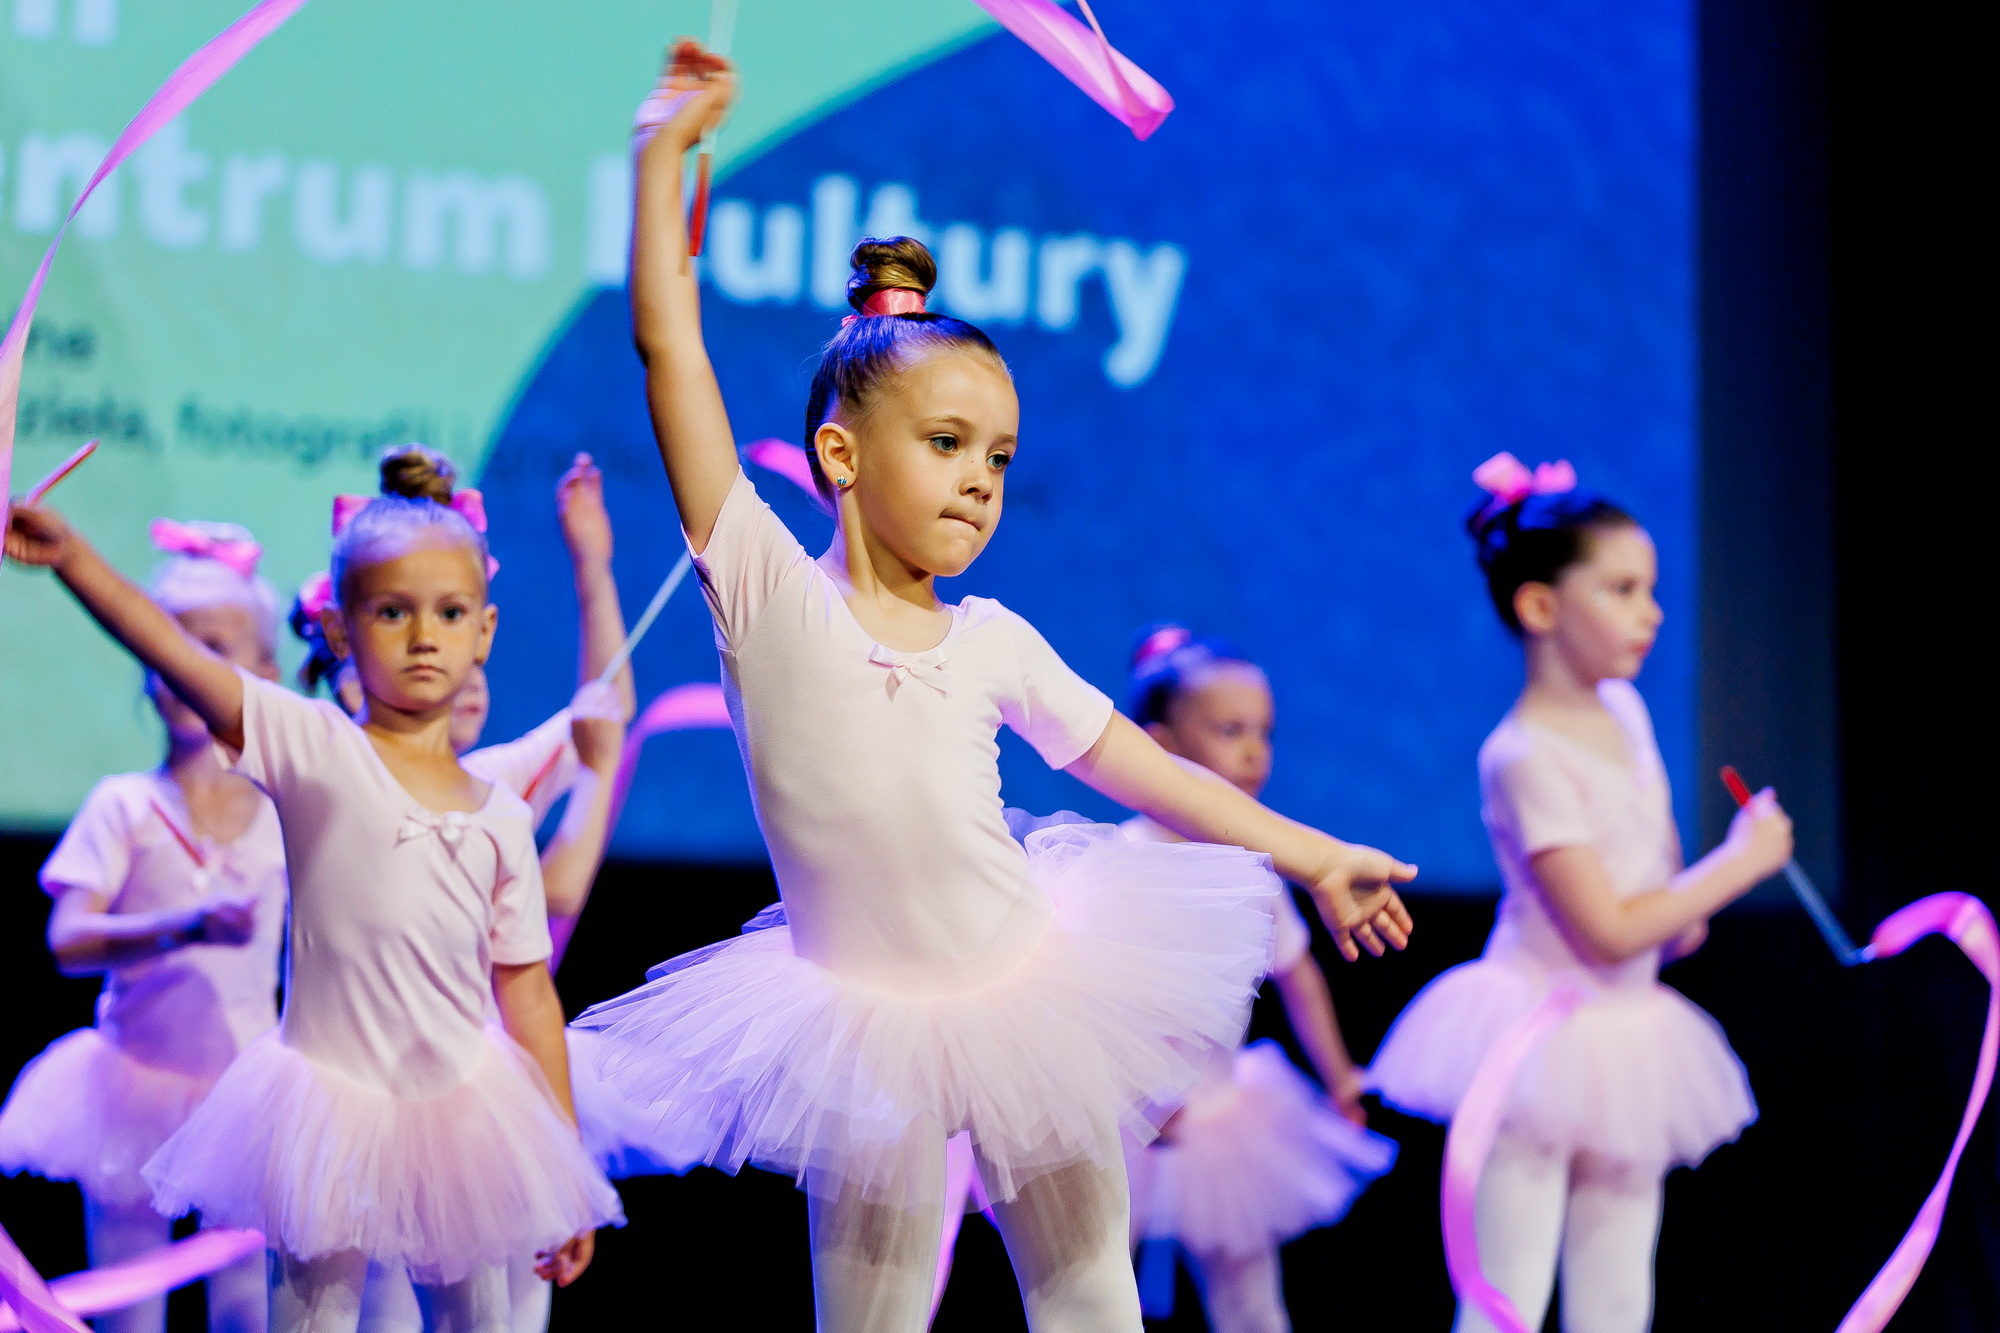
835, 476, 850, 489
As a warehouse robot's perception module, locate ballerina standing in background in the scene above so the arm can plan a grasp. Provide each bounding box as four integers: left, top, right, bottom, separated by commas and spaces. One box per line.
7, 460, 622, 1332
1119, 625, 1398, 1333
1368, 456, 1791, 1333
0, 520, 287, 1333
575, 44, 1416, 1332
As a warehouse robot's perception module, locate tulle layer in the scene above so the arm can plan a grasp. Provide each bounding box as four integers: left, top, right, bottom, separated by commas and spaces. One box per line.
574, 820, 1280, 1210
143, 1028, 624, 1283
1368, 959, 1756, 1171
569, 1027, 690, 1180
1128, 1041, 1397, 1257
0, 1028, 219, 1205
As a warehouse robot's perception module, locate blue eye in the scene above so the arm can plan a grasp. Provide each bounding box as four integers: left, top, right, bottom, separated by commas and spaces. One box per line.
931, 435, 959, 454
441, 605, 464, 623
379, 605, 404, 622
988, 451, 1013, 471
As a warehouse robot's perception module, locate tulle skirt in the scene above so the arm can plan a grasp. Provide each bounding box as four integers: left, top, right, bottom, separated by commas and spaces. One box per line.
569, 1026, 693, 1180
0, 1027, 220, 1206
1127, 1041, 1397, 1258
574, 819, 1280, 1211
1368, 957, 1756, 1172
143, 1027, 625, 1284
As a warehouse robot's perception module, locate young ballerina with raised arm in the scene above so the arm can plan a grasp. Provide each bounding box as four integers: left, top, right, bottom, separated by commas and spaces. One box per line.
0, 521, 286, 1333
6, 479, 622, 1333
1368, 456, 1792, 1333
574, 44, 1416, 1333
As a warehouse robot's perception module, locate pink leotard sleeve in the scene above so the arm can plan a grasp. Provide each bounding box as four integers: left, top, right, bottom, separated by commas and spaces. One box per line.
995, 610, 1115, 769
692, 471, 811, 653
39, 778, 137, 898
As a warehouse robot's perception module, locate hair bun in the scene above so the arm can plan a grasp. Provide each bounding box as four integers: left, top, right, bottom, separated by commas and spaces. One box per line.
378, 444, 457, 503
847, 236, 937, 313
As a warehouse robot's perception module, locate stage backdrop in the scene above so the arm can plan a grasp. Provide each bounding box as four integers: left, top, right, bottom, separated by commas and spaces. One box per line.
1, 0, 1695, 886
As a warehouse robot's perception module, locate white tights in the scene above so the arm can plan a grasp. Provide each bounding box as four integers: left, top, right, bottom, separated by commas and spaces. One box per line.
82, 1195, 265, 1333
353, 1258, 547, 1333
1184, 1248, 1288, 1333
808, 1124, 1143, 1333
270, 1251, 508, 1333
1452, 1134, 1665, 1333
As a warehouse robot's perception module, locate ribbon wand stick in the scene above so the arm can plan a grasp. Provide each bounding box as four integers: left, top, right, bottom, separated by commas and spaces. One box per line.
1719, 766, 1868, 965
687, 0, 738, 257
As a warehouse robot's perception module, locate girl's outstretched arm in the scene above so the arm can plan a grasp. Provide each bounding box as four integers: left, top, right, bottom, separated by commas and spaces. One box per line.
1270, 956, 1368, 1125
1534, 790, 1791, 965
493, 959, 597, 1285
1068, 713, 1417, 961
6, 503, 245, 747
47, 885, 258, 975
630, 40, 740, 550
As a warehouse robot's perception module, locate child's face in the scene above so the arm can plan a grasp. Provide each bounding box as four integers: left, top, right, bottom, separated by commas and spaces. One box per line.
1148, 664, 1275, 798
151, 603, 279, 746
449, 663, 491, 754
1528, 523, 1662, 681
324, 538, 497, 720
825, 349, 1019, 579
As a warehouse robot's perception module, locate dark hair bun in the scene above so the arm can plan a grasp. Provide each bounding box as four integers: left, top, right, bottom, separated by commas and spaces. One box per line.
847, 236, 937, 312
1465, 489, 1634, 635
378, 444, 457, 503
1125, 623, 1257, 727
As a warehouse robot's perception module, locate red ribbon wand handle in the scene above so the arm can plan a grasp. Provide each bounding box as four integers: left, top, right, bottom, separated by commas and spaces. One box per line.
1719, 766, 1866, 965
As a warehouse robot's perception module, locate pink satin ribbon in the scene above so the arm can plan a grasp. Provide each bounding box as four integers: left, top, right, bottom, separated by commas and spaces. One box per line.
1, 1224, 263, 1333
969, 0, 1173, 140
1471, 452, 1577, 509
604, 683, 732, 843
1442, 892, 1998, 1333
840, 288, 928, 327
745, 439, 834, 516
148, 518, 263, 578
332, 489, 488, 534
0, 0, 313, 504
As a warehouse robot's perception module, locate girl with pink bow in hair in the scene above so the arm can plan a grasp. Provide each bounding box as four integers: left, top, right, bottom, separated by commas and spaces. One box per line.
574, 44, 1416, 1333
6, 450, 622, 1332
0, 519, 287, 1333
1368, 454, 1794, 1333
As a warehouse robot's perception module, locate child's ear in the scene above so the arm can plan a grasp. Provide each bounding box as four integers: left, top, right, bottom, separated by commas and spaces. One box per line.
474, 603, 499, 666
1513, 582, 1560, 636
814, 421, 856, 486
319, 604, 352, 661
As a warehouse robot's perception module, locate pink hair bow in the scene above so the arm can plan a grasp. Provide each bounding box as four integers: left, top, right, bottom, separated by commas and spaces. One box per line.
1134, 625, 1191, 666
1471, 452, 1577, 517
331, 488, 488, 535
296, 571, 334, 620
840, 288, 927, 328
148, 519, 262, 579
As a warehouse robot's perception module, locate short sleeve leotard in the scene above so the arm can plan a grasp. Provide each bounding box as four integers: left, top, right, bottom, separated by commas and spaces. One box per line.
1369, 680, 1756, 1171
0, 772, 286, 1205
142, 676, 622, 1283
576, 473, 1282, 1209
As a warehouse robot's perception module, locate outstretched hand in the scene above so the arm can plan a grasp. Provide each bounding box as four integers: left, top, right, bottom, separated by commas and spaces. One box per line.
1308, 843, 1417, 961
633, 38, 736, 159
556, 453, 614, 566
5, 501, 76, 570
536, 1230, 595, 1287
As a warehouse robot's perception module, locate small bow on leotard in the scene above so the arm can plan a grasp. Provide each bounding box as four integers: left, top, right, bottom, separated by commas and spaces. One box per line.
867, 645, 951, 698
396, 809, 471, 848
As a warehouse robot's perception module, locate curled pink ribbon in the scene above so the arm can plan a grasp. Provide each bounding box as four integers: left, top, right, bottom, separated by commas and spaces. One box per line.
148, 518, 263, 578
2, 1223, 264, 1333
0, 0, 313, 507
1471, 452, 1577, 516
1134, 624, 1193, 667
332, 489, 488, 535
969, 0, 1173, 140
1440, 892, 1998, 1333
745, 439, 834, 515
605, 681, 733, 837
840, 288, 929, 328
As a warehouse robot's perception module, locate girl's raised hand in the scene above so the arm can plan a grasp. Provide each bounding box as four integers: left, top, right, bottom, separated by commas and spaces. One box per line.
5, 501, 76, 569
1308, 842, 1418, 961
633, 39, 736, 158
556, 452, 614, 566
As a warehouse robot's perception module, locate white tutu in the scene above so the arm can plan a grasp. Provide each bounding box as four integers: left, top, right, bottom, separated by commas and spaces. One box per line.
575, 819, 1279, 1210
569, 1026, 696, 1180
1368, 959, 1755, 1171
0, 1028, 220, 1206
143, 1027, 625, 1283
1128, 1041, 1396, 1258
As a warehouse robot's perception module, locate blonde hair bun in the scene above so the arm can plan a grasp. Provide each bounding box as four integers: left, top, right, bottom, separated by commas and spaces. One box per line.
846, 237, 937, 312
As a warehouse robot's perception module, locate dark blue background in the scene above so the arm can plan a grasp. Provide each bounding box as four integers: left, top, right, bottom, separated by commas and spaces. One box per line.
478, 0, 1695, 884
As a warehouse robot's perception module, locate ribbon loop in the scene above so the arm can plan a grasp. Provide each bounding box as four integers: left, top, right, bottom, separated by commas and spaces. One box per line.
867, 645, 951, 698
148, 518, 263, 579
396, 809, 471, 848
